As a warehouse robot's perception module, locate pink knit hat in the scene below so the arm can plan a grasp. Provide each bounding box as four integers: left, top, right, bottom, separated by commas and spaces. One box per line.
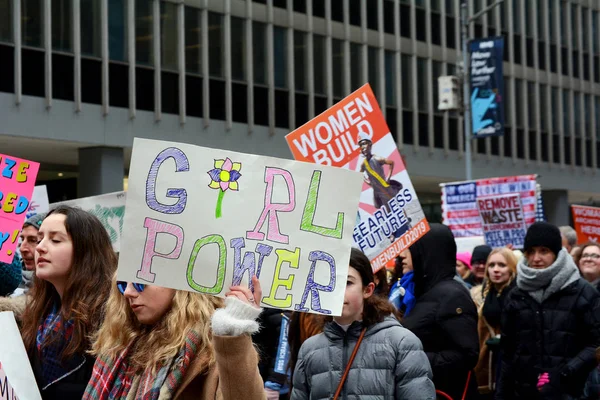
456, 252, 472, 270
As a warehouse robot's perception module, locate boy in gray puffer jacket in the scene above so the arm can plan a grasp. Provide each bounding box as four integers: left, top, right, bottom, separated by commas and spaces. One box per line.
291, 248, 435, 400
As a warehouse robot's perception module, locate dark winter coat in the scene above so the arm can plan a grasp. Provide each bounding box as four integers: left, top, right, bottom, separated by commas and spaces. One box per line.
495, 278, 600, 399
253, 308, 291, 392
401, 223, 480, 400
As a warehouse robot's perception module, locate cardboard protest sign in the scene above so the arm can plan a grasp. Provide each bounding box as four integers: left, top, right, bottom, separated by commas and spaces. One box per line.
0, 312, 42, 400
285, 84, 429, 271
117, 138, 363, 316
571, 205, 600, 244
26, 185, 49, 219
0, 154, 40, 263
441, 174, 537, 240
52, 192, 126, 252
477, 193, 527, 248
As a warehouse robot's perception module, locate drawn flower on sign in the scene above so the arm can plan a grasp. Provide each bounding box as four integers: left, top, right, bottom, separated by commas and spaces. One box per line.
207, 158, 242, 218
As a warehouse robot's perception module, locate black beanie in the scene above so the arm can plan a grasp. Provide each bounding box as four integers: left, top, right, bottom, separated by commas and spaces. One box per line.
523, 222, 562, 256
471, 245, 492, 264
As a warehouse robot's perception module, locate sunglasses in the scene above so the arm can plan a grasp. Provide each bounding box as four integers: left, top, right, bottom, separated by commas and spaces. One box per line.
117, 281, 145, 295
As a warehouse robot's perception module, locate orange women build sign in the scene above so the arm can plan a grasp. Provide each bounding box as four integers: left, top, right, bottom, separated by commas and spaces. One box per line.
286, 84, 429, 271
571, 205, 600, 244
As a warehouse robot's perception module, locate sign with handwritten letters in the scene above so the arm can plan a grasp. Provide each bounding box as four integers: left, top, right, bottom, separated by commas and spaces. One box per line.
571, 205, 600, 244
52, 191, 126, 252
0, 312, 42, 400
477, 193, 527, 248
26, 185, 49, 220
117, 138, 363, 316
285, 84, 429, 272
0, 154, 40, 263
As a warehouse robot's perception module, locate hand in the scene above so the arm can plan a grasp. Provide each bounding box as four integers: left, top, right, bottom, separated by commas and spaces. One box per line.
226, 276, 262, 309
537, 372, 550, 391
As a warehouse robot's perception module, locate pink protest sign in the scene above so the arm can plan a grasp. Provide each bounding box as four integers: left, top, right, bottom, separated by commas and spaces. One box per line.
0, 154, 40, 263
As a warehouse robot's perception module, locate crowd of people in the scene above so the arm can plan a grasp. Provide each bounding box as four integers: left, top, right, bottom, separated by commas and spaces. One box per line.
1, 206, 600, 400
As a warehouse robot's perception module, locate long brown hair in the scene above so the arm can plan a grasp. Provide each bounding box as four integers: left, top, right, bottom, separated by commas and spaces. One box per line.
21, 205, 117, 360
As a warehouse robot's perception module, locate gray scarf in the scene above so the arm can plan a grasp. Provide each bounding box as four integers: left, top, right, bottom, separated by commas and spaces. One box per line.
517, 249, 580, 304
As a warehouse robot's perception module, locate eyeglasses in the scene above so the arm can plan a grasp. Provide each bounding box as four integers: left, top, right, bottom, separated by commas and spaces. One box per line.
581, 253, 600, 260
117, 281, 145, 294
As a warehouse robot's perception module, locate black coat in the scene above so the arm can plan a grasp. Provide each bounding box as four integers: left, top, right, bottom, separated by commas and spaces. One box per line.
29, 347, 94, 400
253, 308, 291, 391
402, 223, 480, 400
495, 278, 600, 399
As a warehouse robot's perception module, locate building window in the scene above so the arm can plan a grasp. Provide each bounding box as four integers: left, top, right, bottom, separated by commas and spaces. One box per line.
313, 34, 326, 95
273, 26, 286, 88
551, 87, 558, 134
537, 0, 544, 39
350, 42, 362, 91
108, 0, 127, 61
208, 12, 223, 78
294, 31, 306, 91
367, 0, 378, 31
527, 82, 536, 129
432, 61, 442, 112
231, 17, 246, 81
504, 77, 511, 125
0, 0, 12, 43
582, 8, 588, 50
593, 11, 599, 54
571, 4, 578, 50
349, 0, 361, 27
547, 0, 554, 43
401, 54, 412, 109
596, 97, 600, 139
52, 0, 72, 51
384, 0, 394, 34
135, 0, 153, 65
515, 79, 523, 127
368, 46, 379, 99
332, 39, 344, 98
574, 93, 580, 137
332, 1, 343, 23
560, 1, 567, 47
417, 57, 428, 112
253, 21, 266, 84
385, 50, 396, 107
540, 84, 547, 132
185, 6, 202, 75
562, 90, 569, 137
161, 2, 178, 71
584, 94, 590, 137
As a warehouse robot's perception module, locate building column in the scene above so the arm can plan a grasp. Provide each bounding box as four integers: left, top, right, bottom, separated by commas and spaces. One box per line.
542, 189, 570, 226
78, 147, 124, 198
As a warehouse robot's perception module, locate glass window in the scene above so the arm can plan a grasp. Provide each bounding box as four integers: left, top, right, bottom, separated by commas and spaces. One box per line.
445, 0, 454, 16
367, 1, 378, 31
208, 12, 223, 78
368, 46, 379, 99
349, 0, 361, 27
582, 8, 588, 50
432, 61, 442, 112
417, 57, 427, 112
571, 4, 578, 49
135, 0, 153, 65
313, 34, 325, 95
350, 42, 362, 90
385, 50, 396, 107
584, 94, 590, 135
515, 79, 523, 126
294, 31, 306, 91
547, 0, 554, 43
231, 17, 246, 81
253, 21, 266, 84
596, 97, 600, 139
562, 90, 569, 136
528, 82, 536, 129
161, 2, 178, 71
540, 84, 547, 131
52, 0, 72, 51
525, 0, 533, 37
504, 77, 511, 125
0, 0, 12, 43
431, 0, 440, 12
560, 1, 567, 46
332, 39, 344, 98
512, 0, 520, 34
108, 0, 127, 61
537, 0, 544, 39
185, 6, 202, 75
401, 54, 412, 109
273, 26, 286, 88
551, 87, 558, 133
574, 92, 580, 136
593, 11, 599, 54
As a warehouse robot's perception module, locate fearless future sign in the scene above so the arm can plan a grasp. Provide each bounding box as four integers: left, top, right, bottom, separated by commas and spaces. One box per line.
117, 138, 363, 316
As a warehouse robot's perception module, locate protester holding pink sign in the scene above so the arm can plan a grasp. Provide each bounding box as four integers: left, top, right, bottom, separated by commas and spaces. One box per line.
0, 154, 40, 263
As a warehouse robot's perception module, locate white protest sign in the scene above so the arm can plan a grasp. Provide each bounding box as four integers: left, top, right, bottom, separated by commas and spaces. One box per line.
52, 192, 126, 252
117, 138, 363, 316
26, 185, 49, 219
0, 312, 42, 400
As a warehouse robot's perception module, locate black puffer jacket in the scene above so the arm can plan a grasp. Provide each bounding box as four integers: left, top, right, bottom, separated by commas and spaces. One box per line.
402, 223, 480, 400
495, 278, 600, 399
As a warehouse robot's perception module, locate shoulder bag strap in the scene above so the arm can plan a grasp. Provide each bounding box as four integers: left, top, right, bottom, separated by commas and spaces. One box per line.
333, 327, 367, 400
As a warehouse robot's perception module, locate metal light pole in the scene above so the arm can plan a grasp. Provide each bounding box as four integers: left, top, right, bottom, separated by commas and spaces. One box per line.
461, 0, 504, 181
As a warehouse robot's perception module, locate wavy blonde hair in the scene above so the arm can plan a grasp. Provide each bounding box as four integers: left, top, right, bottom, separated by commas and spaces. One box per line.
481, 247, 518, 301
90, 274, 223, 372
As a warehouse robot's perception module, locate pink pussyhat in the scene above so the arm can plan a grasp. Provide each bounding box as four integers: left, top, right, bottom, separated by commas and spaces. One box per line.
456, 252, 472, 270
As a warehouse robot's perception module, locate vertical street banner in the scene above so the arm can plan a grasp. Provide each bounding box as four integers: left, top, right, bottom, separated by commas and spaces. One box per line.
477, 193, 527, 248
285, 84, 429, 272
441, 175, 537, 246
117, 138, 363, 316
571, 205, 600, 244
470, 37, 504, 138
0, 154, 40, 263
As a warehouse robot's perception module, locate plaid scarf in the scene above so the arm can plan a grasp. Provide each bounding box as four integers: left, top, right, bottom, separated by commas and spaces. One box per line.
83, 329, 201, 400
36, 303, 76, 386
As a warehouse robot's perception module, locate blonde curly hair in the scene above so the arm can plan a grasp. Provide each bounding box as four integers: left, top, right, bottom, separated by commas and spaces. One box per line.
90, 273, 223, 372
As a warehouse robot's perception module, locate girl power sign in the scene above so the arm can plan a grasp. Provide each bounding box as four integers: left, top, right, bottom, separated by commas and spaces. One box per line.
117, 138, 363, 316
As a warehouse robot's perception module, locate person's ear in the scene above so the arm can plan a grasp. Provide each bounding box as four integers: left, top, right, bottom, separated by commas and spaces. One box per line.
363, 282, 375, 299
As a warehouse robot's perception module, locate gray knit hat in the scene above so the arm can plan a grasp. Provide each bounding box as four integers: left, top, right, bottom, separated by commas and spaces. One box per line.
23, 213, 46, 230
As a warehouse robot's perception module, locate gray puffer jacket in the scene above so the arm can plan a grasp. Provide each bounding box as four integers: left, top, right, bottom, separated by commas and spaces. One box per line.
290, 316, 435, 400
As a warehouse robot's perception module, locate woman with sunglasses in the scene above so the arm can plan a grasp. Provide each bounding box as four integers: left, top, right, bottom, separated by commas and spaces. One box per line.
21, 206, 117, 400
83, 273, 266, 399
